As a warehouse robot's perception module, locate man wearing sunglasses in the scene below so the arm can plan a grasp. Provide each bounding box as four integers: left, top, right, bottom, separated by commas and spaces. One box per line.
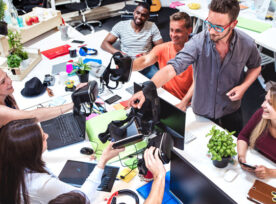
129, 0, 261, 135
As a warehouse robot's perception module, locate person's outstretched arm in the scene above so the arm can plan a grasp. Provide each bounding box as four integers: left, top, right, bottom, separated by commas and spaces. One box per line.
129, 64, 177, 109
132, 49, 158, 71
0, 103, 73, 127
144, 147, 166, 204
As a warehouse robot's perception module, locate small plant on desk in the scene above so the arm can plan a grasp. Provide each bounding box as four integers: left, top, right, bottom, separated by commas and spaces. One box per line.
0, 0, 7, 35
7, 30, 29, 71
206, 126, 237, 168
71, 58, 91, 82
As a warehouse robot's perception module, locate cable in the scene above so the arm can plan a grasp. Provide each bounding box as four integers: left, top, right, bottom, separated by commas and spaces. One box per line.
118, 144, 139, 179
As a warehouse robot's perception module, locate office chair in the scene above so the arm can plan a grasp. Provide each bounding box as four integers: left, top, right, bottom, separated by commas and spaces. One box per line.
73, 0, 102, 33
13, 0, 50, 15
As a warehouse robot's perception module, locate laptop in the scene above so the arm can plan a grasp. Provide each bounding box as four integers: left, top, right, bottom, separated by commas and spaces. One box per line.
52, 61, 67, 75
58, 160, 119, 192
40, 113, 86, 150
170, 149, 237, 204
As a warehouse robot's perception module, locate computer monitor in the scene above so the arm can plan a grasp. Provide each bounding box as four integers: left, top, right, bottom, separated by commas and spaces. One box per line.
170, 149, 237, 204
159, 97, 185, 150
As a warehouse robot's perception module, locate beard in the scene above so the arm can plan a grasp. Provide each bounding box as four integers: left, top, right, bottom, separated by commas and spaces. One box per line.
134, 18, 145, 27
210, 27, 231, 42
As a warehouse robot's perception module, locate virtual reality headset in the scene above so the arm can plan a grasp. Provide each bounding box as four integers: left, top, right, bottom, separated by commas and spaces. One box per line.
138, 132, 174, 175
72, 81, 98, 115
100, 52, 132, 89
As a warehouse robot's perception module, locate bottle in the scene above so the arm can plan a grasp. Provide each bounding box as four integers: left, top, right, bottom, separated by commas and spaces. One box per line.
6, 0, 18, 27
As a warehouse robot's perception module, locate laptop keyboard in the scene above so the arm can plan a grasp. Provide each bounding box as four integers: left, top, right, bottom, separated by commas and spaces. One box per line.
97, 166, 120, 192
41, 113, 85, 150
57, 114, 82, 144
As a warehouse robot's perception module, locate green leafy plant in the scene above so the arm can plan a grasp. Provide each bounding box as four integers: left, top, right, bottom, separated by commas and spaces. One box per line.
0, 0, 5, 21
206, 126, 237, 161
71, 58, 91, 75
7, 54, 22, 68
15, 50, 28, 60
8, 30, 23, 54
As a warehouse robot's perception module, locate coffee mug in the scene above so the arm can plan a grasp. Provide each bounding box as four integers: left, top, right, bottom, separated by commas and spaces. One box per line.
69, 47, 77, 58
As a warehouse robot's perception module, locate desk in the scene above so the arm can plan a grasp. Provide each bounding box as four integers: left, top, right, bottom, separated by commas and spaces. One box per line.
12, 28, 112, 110
13, 28, 276, 204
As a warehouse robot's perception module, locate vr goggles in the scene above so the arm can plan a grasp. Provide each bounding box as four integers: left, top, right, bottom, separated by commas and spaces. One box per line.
100, 52, 132, 89
138, 131, 174, 176
71, 81, 98, 116
99, 81, 160, 149
79, 46, 98, 56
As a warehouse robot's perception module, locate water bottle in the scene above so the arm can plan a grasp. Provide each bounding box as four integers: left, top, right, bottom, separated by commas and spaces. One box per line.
6, 0, 18, 27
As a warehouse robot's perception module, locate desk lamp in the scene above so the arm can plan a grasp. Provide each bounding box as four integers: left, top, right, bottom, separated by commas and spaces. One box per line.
71, 80, 98, 116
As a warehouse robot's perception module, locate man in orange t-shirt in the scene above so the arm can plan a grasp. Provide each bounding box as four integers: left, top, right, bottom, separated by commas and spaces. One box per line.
132, 12, 194, 111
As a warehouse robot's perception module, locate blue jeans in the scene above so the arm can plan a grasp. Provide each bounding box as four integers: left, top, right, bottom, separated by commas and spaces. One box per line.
139, 64, 159, 79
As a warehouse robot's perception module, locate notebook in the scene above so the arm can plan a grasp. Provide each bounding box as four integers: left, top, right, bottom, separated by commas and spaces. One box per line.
40, 113, 85, 150
58, 160, 119, 192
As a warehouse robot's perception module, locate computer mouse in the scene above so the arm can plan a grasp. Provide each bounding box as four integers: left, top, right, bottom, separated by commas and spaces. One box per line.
80, 147, 94, 155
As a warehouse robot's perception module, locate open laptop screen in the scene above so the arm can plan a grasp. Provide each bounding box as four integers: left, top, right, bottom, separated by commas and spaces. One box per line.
170, 149, 237, 204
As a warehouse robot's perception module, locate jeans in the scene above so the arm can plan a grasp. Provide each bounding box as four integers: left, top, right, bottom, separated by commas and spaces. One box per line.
209, 108, 243, 137
139, 64, 159, 79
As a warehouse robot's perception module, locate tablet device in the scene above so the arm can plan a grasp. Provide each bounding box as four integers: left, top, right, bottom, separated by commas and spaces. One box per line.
112, 120, 144, 149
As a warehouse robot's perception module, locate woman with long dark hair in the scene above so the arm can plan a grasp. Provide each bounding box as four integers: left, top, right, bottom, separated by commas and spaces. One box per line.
0, 119, 124, 204
237, 85, 276, 179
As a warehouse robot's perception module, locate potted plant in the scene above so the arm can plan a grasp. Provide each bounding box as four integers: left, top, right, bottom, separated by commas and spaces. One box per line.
71, 58, 91, 82
206, 126, 237, 168
7, 54, 22, 75
0, 0, 7, 35
7, 30, 29, 72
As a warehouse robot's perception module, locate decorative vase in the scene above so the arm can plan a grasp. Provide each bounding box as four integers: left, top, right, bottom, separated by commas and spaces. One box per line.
0, 21, 8, 35
212, 156, 230, 168
77, 71, 89, 82
20, 59, 30, 70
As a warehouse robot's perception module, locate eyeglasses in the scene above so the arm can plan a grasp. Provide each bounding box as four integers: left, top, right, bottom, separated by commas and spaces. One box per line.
204, 18, 234, 33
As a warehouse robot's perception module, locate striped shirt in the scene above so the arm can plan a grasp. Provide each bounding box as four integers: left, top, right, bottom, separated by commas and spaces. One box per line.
110, 20, 162, 58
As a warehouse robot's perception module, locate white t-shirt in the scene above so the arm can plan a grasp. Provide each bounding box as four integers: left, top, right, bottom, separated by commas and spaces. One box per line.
23, 166, 104, 204
111, 20, 162, 58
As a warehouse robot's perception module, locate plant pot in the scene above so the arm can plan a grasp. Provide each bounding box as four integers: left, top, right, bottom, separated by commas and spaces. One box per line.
77, 71, 89, 82
11, 68, 22, 75
20, 59, 30, 70
0, 21, 8, 35
212, 156, 230, 168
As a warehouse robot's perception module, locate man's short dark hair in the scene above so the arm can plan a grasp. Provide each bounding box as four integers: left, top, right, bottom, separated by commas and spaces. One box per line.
48, 191, 87, 204
209, 0, 240, 21
170, 12, 192, 29
137, 2, 150, 12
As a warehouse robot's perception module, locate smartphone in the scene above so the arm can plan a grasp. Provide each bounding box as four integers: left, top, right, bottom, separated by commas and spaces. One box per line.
239, 161, 256, 170
72, 40, 85, 44
105, 95, 122, 105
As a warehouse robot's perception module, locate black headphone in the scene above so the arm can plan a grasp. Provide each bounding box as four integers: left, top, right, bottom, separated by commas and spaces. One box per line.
107, 189, 139, 204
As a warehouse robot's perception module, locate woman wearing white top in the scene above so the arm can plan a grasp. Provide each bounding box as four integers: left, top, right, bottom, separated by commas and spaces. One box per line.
0, 118, 124, 204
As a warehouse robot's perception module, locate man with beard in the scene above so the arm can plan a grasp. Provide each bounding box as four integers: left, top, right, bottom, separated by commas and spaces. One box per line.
101, 2, 163, 79
129, 0, 262, 135
132, 12, 194, 111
